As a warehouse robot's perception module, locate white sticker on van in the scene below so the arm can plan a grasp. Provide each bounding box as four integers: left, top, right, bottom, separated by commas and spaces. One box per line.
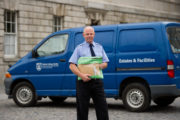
36, 63, 59, 71
119, 58, 155, 63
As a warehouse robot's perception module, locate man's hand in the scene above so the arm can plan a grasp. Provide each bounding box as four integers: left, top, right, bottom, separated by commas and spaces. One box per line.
80, 73, 91, 82
99, 62, 108, 70
69, 63, 91, 82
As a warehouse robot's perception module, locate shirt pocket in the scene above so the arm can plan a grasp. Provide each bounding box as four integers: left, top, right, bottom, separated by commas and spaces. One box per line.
80, 50, 89, 57
95, 49, 102, 57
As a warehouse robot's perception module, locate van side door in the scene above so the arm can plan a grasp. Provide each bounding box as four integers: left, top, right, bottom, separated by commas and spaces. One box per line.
116, 24, 164, 86
93, 27, 117, 96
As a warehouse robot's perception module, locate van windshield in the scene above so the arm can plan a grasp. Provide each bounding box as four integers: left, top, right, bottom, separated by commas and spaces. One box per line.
37, 34, 68, 57
167, 27, 180, 53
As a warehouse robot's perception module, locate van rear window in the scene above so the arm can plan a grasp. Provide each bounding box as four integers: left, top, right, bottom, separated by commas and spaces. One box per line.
167, 27, 180, 53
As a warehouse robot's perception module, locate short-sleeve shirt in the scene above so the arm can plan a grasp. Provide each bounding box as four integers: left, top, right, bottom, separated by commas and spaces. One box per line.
69, 41, 109, 64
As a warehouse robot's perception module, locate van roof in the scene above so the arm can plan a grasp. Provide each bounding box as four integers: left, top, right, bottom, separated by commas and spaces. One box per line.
56, 21, 179, 33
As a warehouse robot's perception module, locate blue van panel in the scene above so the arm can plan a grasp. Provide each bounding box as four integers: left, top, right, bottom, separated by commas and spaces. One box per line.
119, 28, 157, 52
116, 23, 170, 90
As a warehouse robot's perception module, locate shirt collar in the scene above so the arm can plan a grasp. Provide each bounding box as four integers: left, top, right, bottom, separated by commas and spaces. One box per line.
84, 41, 95, 47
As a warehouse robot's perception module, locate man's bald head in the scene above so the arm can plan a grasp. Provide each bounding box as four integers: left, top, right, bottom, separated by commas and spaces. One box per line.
83, 26, 95, 44
83, 26, 94, 33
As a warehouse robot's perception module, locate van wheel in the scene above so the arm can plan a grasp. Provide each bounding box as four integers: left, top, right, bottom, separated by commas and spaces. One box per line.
153, 97, 175, 107
49, 96, 67, 103
122, 83, 150, 112
12, 82, 37, 107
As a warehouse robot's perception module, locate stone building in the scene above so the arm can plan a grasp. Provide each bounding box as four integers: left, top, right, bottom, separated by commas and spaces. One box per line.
0, 0, 180, 83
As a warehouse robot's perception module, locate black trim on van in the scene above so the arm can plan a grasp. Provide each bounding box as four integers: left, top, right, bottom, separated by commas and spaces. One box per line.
116, 67, 165, 71
150, 85, 180, 99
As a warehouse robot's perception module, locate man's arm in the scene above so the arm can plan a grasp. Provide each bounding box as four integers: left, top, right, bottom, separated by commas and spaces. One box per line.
69, 63, 91, 82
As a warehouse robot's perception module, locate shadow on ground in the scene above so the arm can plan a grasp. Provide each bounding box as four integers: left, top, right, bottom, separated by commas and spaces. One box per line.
33, 99, 180, 113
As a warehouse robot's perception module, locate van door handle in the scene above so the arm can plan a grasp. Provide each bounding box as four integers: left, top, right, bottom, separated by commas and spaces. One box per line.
59, 59, 66, 62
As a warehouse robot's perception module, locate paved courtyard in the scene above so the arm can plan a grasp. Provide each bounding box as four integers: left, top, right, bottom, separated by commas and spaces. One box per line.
0, 85, 180, 120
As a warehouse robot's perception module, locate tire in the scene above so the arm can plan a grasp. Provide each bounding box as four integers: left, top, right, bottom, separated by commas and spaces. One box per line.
12, 82, 37, 107
49, 96, 67, 103
122, 83, 151, 112
153, 97, 175, 107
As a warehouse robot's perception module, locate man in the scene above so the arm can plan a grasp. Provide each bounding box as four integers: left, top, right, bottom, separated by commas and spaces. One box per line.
69, 26, 109, 120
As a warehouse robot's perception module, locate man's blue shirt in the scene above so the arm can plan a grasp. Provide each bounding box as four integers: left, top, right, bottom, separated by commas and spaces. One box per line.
69, 41, 109, 64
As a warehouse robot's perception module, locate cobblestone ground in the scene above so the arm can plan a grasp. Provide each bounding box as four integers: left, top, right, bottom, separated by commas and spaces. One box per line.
0, 85, 180, 120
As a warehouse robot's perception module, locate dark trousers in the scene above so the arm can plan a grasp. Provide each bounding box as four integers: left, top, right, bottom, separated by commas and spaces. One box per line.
76, 79, 109, 120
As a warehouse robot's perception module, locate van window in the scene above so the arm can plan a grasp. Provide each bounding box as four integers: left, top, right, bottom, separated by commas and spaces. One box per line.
75, 31, 114, 52
167, 27, 180, 53
37, 34, 68, 57
118, 29, 156, 52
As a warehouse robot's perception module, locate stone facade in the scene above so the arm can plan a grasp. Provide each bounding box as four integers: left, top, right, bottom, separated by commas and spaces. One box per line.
0, 0, 180, 84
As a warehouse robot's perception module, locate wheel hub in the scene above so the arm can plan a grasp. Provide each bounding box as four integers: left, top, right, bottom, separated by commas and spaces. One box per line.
126, 89, 144, 108
16, 87, 32, 104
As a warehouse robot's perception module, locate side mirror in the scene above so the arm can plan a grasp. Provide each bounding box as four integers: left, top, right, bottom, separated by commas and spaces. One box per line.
8, 64, 12, 68
32, 49, 38, 58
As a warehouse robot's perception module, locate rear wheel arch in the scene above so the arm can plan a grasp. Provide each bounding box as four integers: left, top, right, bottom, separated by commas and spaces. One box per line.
119, 77, 151, 98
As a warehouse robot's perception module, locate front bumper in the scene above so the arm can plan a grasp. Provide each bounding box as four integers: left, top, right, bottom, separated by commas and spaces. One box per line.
4, 77, 13, 96
150, 84, 180, 99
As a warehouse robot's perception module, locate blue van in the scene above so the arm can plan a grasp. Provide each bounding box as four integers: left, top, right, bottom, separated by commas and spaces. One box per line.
4, 22, 180, 112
